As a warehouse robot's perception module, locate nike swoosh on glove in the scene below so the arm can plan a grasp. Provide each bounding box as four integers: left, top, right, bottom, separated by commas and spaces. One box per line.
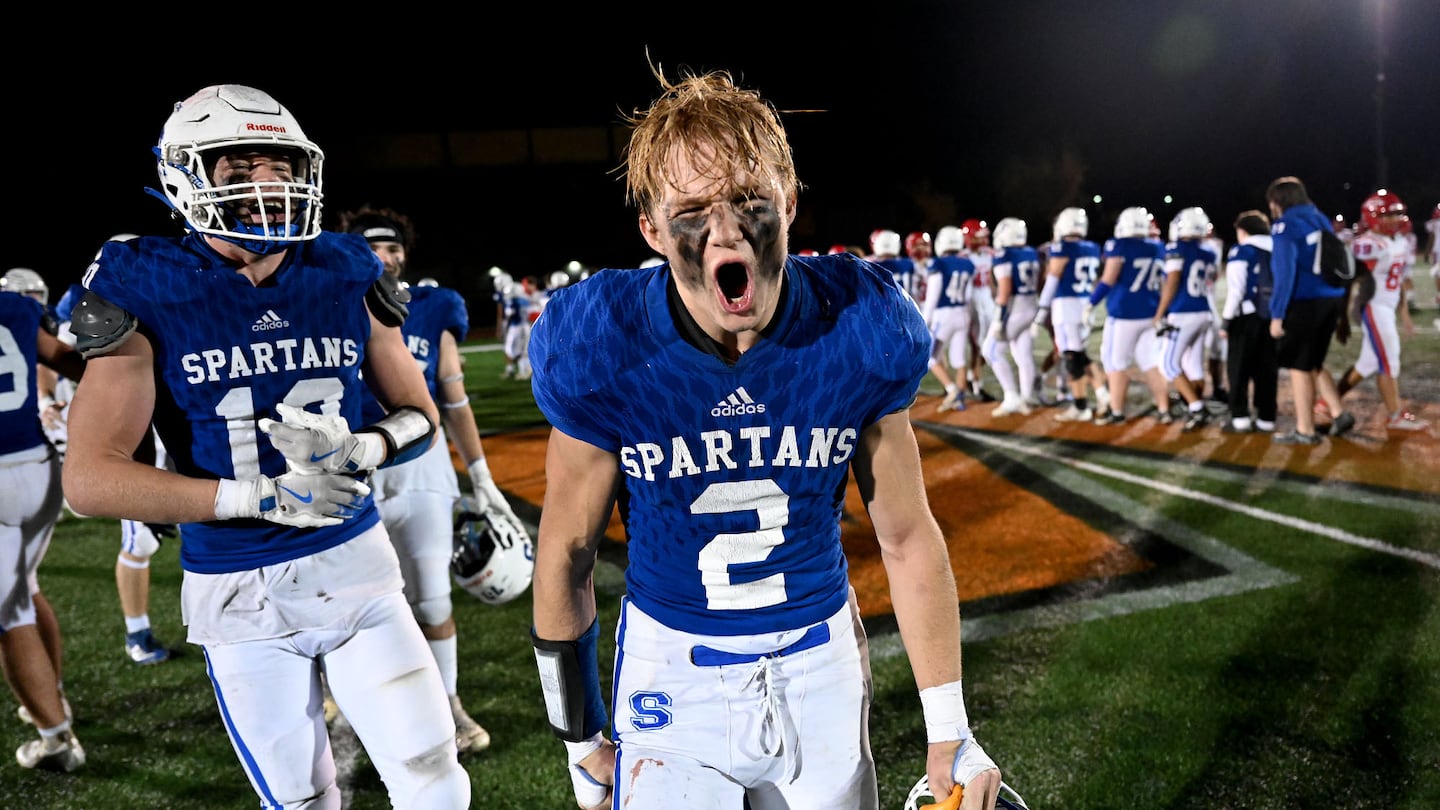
259, 403, 386, 474
256, 471, 372, 528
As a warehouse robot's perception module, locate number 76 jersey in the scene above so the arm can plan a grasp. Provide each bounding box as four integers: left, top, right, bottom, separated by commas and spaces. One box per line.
529, 253, 930, 636
80, 232, 385, 574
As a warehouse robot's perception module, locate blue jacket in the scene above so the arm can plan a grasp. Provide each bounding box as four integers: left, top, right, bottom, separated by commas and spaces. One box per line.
1269, 202, 1344, 320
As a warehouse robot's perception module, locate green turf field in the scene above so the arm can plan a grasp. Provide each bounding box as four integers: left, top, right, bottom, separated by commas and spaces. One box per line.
5, 270, 1438, 808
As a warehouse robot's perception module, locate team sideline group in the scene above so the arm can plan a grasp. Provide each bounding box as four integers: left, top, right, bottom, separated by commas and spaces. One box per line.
833, 186, 1434, 441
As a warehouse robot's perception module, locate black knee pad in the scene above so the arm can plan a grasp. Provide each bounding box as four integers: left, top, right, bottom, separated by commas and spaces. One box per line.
1064, 350, 1090, 380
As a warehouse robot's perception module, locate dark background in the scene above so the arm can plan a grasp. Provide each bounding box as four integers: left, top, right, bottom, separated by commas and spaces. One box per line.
9, 2, 1437, 326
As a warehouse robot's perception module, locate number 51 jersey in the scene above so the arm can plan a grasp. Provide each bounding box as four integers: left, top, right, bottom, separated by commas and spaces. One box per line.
81, 232, 385, 574
529, 253, 929, 636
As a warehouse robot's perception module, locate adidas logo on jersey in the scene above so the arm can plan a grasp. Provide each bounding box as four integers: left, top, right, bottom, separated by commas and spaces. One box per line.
711, 386, 766, 417
252, 310, 290, 331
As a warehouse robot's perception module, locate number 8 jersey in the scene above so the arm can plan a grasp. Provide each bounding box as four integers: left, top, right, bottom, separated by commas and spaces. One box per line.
80, 232, 385, 574
529, 253, 930, 636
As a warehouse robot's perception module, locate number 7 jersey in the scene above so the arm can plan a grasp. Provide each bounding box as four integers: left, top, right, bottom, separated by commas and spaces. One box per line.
529, 253, 930, 636
81, 232, 385, 574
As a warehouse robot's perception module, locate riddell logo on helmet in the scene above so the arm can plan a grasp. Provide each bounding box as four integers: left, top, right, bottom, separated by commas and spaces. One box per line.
245, 123, 287, 133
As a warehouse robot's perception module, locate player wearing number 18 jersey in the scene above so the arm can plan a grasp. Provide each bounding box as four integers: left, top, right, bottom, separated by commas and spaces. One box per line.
62, 84, 468, 809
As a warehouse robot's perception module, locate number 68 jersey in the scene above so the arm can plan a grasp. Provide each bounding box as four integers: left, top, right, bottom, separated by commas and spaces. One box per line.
80, 232, 385, 574
529, 253, 930, 636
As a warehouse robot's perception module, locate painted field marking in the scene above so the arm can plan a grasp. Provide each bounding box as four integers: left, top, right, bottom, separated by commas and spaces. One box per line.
961, 429, 1440, 571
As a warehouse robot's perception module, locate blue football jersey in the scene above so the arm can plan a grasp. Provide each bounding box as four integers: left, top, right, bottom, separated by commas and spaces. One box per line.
1100, 236, 1166, 318
992, 246, 1041, 295
1046, 239, 1102, 299
360, 284, 468, 423
928, 255, 975, 309
0, 291, 47, 456
82, 232, 386, 574
874, 256, 918, 303
529, 253, 929, 636
1163, 240, 1219, 314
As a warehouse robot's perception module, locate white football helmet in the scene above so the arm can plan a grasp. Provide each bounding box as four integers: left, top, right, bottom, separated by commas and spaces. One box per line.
2, 268, 48, 304
492, 271, 514, 296
934, 226, 965, 254
549, 270, 571, 289
1171, 206, 1211, 240
153, 85, 324, 254
903, 776, 1030, 810
414, 277, 439, 288
639, 256, 666, 268
1054, 207, 1088, 238
1114, 206, 1152, 239
871, 229, 902, 257
451, 496, 534, 606
992, 218, 1028, 248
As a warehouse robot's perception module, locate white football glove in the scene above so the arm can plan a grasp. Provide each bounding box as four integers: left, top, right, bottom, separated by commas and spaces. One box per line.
985, 319, 1006, 344
215, 472, 372, 528
468, 458, 526, 535
259, 403, 386, 475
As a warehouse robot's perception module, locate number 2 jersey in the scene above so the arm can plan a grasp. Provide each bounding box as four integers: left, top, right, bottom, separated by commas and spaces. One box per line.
529, 253, 930, 636
81, 232, 385, 574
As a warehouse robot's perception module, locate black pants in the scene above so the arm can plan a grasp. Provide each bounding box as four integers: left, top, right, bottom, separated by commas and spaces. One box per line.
1226, 313, 1278, 422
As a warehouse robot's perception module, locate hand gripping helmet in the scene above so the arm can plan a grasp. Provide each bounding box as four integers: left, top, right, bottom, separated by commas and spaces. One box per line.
904, 231, 932, 256
960, 219, 990, 249
991, 218, 1028, 249
871, 229, 902, 257
1114, 206, 1152, 239
934, 226, 965, 254
152, 85, 324, 254
903, 776, 1030, 810
1171, 206, 1211, 240
451, 496, 534, 606
2, 268, 48, 304
1053, 207, 1088, 239
1361, 189, 1407, 235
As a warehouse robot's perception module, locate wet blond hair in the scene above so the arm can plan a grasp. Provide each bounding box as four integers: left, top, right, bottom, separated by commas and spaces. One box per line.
622, 65, 799, 215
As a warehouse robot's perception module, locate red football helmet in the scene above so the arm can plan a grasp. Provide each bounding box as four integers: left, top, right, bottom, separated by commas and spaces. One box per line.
960, 219, 990, 249
827, 243, 851, 255
904, 231, 932, 257
1361, 189, 1407, 235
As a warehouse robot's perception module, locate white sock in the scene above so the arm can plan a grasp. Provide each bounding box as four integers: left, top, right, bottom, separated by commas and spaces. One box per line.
428, 636, 459, 696
125, 615, 150, 634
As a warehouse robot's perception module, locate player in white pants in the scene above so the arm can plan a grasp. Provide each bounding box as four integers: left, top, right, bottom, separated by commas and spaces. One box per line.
982, 218, 1040, 416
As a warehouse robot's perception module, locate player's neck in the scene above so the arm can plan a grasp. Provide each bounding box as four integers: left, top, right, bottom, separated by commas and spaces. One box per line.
204, 235, 289, 286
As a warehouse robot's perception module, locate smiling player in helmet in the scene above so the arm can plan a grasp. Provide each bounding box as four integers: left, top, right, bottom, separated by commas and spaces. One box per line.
63, 84, 469, 808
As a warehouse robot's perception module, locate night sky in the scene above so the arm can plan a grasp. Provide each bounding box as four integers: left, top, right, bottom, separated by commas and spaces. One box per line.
11, 2, 1437, 317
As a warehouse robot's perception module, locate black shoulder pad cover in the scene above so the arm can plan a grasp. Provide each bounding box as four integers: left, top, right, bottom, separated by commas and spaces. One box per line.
40, 310, 61, 338
368, 273, 411, 327
71, 291, 138, 358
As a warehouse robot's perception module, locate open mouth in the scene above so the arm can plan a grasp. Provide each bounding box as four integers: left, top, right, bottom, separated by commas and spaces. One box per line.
716, 261, 753, 313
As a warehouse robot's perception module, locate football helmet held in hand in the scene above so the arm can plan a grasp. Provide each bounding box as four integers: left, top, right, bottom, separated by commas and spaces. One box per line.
452, 496, 534, 605
903, 776, 1030, 810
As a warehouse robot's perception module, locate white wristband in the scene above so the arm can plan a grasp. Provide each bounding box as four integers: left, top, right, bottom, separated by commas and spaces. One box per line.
564, 732, 604, 766
919, 680, 970, 744
468, 457, 491, 482
214, 478, 262, 520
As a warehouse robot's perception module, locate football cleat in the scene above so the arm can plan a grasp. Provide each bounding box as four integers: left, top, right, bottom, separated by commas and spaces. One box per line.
991, 397, 1031, 417
450, 694, 492, 754
16, 732, 85, 773
1053, 404, 1093, 423
1273, 430, 1322, 446
1386, 412, 1430, 431
125, 629, 171, 665
1328, 411, 1356, 438
903, 776, 1029, 810
937, 390, 965, 413
1094, 411, 1126, 426
1183, 409, 1210, 432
